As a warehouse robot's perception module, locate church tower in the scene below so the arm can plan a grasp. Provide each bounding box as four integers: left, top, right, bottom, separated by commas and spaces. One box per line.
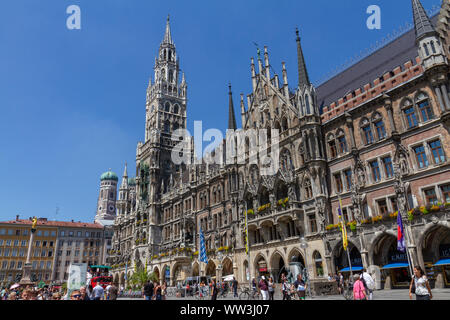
294, 28, 329, 230
411, 0, 450, 112
95, 169, 118, 223
135, 15, 187, 257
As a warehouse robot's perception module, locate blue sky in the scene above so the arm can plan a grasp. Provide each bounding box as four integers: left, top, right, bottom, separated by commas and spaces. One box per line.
0, 0, 441, 222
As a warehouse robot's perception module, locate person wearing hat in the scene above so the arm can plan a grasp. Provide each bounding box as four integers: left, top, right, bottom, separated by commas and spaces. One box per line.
259, 276, 269, 300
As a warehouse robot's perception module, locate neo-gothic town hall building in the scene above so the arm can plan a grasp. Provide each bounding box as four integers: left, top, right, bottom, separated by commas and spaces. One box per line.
102, 1, 450, 290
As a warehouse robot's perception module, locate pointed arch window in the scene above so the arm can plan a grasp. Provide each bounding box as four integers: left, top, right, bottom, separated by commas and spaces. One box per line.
430, 41, 436, 54
304, 179, 313, 200
165, 102, 171, 112
173, 104, 179, 114
360, 118, 373, 145
372, 113, 386, 141
336, 130, 348, 154
402, 99, 418, 128
327, 134, 337, 159
281, 117, 288, 132
280, 149, 293, 171
305, 95, 311, 115
416, 92, 434, 122
313, 251, 324, 277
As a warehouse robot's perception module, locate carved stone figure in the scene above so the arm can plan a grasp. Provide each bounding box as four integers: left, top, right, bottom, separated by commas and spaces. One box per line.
288, 184, 297, 201
316, 198, 327, 232
356, 166, 366, 187
269, 193, 276, 209
399, 153, 409, 175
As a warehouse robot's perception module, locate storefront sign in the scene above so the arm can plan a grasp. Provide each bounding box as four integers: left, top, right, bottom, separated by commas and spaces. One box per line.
350, 257, 362, 266
389, 252, 408, 263
439, 244, 450, 258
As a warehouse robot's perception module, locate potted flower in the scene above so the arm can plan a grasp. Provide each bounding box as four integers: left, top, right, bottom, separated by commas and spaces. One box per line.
371, 215, 382, 223
193, 251, 199, 256
247, 209, 254, 215
346, 221, 357, 232
430, 204, 440, 212
389, 211, 398, 219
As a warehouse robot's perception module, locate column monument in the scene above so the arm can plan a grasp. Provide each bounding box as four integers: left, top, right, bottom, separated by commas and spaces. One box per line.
20, 217, 38, 286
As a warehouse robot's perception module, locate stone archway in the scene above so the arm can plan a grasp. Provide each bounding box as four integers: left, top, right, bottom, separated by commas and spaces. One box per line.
419, 224, 450, 288
371, 233, 410, 289
243, 260, 249, 283
192, 262, 200, 277
171, 263, 183, 286
206, 260, 216, 278
222, 258, 233, 277
162, 264, 170, 284
287, 248, 305, 267
332, 241, 362, 277
269, 251, 286, 283
120, 272, 125, 287
254, 254, 269, 278
153, 266, 160, 282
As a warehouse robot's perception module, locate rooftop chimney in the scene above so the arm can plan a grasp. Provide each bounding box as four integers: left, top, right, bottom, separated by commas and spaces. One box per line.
16, 215, 19, 221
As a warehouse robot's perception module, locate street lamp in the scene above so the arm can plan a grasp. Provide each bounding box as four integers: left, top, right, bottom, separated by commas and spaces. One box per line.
299, 237, 313, 299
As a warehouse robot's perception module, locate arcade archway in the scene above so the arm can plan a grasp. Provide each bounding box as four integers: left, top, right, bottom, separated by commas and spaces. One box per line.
206, 260, 216, 279
270, 251, 286, 283
420, 225, 450, 287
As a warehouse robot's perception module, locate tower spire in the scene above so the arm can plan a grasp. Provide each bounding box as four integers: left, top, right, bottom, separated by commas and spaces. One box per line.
228, 84, 237, 130
163, 14, 173, 45
123, 162, 128, 178
296, 28, 310, 88
120, 162, 128, 190
411, 0, 436, 41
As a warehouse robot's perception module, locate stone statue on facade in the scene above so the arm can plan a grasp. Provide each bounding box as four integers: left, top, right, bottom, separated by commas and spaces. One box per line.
399, 152, 409, 175
316, 198, 327, 230
288, 184, 297, 202
269, 193, 276, 210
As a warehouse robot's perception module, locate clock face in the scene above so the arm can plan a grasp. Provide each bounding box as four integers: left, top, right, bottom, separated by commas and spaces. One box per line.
98, 207, 102, 211
109, 205, 115, 212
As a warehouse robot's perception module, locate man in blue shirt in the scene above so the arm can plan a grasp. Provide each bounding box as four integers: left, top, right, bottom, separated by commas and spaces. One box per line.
92, 283, 104, 300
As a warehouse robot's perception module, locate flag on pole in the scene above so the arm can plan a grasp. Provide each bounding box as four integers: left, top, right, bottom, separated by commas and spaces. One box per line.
337, 197, 348, 251
397, 211, 406, 252
199, 228, 208, 264
124, 263, 128, 280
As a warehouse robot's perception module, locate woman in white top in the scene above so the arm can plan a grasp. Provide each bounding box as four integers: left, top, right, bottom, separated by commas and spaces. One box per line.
409, 266, 432, 300
268, 277, 275, 300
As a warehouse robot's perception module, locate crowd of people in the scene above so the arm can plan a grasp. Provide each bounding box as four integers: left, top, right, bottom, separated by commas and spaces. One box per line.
0, 281, 119, 301
1, 266, 433, 301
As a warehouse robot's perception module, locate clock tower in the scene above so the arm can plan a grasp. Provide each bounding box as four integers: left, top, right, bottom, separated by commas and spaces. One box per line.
95, 169, 118, 223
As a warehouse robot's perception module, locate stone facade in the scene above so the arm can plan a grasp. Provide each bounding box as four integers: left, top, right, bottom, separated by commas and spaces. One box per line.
110, 2, 450, 290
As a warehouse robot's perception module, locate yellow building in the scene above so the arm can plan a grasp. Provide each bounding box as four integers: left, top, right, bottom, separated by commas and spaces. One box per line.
0, 216, 57, 285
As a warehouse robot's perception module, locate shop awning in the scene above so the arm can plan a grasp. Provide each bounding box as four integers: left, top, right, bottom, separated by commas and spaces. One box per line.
382, 263, 409, 269
89, 265, 111, 269
433, 259, 450, 266
339, 265, 363, 272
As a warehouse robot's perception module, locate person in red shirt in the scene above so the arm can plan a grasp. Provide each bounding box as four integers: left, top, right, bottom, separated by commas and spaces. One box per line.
352, 274, 367, 300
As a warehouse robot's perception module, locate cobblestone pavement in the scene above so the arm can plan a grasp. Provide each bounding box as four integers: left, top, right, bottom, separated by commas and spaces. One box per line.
118, 289, 450, 300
